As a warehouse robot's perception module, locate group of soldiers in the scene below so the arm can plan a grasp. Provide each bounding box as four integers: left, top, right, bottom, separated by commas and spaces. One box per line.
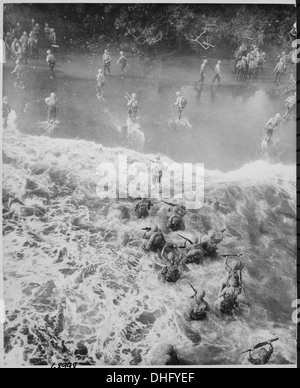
96, 50, 127, 91
3, 19, 58, 125
133, 193, 276, 365
97, 42, 294, 130
96, 49, 141, 126
96, 51, 221, 126
234, 43, 266, 83
5, 24, 294, 136
2, 19, 289, 365
5, 20, 56, 63
195, 59, 223, 88
235, 42, 296, 150
133, 192, 239, 313
138, 201, 225, 284
4, 19, 57, 89
262, 86, 296, 149
234, 41, 293, 85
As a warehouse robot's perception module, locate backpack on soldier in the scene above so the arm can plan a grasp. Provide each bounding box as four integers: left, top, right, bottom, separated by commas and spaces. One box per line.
48, 54, 56, 68
165, 266, 180, 282
97, 74, 105, 87
179, 97, 187, 110
131, 99, 138, 113
220, 298, 235, 314
190, 304, 207, 320
137, 202, 149, 218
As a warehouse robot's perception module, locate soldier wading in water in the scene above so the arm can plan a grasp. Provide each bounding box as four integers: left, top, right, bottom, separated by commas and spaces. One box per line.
125, 92, 138, 124
187, 284, 210, 321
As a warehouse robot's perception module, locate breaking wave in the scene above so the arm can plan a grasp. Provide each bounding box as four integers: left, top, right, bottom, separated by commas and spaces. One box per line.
2, 114, 296, 366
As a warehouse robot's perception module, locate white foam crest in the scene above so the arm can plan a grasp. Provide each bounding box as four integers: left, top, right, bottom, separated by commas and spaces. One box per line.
205, 160, 296, 187
2, 120, 297, 366
6, 110, 19, 133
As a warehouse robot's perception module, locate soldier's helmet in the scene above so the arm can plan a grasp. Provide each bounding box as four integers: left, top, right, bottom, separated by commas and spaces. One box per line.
193, 236, 200, 244
258, 348, 269, 363
228, 276, 239, 288
166, 345, 175, 355
196, 291, 206, 301
275, 113, 281, 122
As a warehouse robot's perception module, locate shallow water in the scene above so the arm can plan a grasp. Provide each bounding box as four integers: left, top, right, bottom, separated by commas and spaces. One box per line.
3, 50, 296, 172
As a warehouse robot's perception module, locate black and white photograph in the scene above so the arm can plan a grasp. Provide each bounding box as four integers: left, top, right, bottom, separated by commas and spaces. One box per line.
0, 0, 298, 368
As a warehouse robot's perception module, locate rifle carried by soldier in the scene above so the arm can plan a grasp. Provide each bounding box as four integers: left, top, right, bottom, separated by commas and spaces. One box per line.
220, 254, 243, 258
188, 281, 198, 298
177, 233, 193, 245
242, 338, 279, 354
162, 200, 186, 211
124, 91, 132, 101
145, 157, 155, 163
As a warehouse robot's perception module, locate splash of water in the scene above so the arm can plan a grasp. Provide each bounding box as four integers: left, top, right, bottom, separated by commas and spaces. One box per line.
2, 121, 296, 366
